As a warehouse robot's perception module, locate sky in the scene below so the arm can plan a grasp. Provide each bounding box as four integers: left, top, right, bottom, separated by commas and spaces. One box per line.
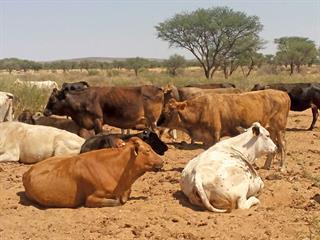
0, 0, 319, 61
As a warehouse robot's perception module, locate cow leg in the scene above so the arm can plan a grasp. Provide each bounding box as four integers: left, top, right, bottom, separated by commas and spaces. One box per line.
308, 104, 319, 130
93, 118, 103, 134
0, 150, 20, 162
277, 130, 287, 172
237, 196, 260, 209
263, 130, 277, 170
85, 194, 121, 208
120, 188, 132, 204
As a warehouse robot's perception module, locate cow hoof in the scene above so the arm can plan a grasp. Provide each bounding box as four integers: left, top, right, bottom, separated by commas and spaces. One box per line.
280, 167, 287, 173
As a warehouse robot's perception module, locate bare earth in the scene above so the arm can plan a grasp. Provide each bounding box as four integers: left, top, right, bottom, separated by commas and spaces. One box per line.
0, 110, 319, 240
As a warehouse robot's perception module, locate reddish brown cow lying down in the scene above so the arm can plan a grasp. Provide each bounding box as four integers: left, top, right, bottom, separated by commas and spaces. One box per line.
23, 137, 163, 208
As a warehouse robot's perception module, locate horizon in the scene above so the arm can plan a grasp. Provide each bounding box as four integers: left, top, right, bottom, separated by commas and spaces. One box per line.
0, 0, 319, 61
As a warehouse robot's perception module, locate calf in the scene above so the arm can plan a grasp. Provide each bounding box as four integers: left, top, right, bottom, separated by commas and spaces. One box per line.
80, 129, 168, 155
181, 122, 277, 212
23, 137, 163, 208
252, 82, 320, 130
0, 122, 85, 163
158, 89, 290, 171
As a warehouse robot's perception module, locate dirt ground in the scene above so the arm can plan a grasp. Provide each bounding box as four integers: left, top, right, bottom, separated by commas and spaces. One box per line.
0, 110, 319, 240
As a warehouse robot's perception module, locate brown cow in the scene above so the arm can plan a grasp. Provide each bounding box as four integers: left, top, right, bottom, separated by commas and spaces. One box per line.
18, 110, 94, 139
23, 137, 163, 208
185, 83, 236, 89
43, 85, 164, 134
157, 89, 290, 171
163, 85, 242, 102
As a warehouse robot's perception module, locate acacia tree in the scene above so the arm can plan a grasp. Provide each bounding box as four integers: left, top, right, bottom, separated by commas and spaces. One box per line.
125, 57, 149, 76
164, 54, 186, 76
156, 7, 263, 79
274, 37, 317, 74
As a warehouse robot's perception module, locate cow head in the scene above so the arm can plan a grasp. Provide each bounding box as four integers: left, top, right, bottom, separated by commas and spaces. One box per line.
129, 137, 163, 172
157, 98, 186, 128
17, 110, 35, 124
137, 129, 168, 155
249, 122, 277, 157
43, 88, 68, 116
61, 81, 90, 93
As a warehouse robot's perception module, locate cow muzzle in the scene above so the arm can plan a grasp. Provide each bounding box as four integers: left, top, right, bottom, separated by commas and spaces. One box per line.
43, 109, 52, 117
152, 162, 164, 172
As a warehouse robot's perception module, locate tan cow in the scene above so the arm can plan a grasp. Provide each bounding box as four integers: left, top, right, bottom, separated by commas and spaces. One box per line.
158, 89, 290, 171
0, 91, 14, 122
23, 137, 163, 208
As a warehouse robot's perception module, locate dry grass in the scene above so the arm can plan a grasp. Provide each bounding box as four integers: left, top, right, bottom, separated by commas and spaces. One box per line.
0, 65, 320, 117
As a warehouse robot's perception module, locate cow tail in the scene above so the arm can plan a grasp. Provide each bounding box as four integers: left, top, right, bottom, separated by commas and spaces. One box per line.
194, 173, 227, 213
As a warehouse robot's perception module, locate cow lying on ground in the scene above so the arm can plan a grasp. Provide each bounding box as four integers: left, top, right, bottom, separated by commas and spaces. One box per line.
23, 137, 163, 208
0, 91, 14, 122
61, 81, 90, 93
43, 85, 164, 134
14, 79, 58, 90
185, 83, 236, 89
157, 89, 290, 171
180, 122, 276, 212
18, 110, 94, 139
0, 122, 85, 163
252, 82, 320, 130
80, 129, 168, 155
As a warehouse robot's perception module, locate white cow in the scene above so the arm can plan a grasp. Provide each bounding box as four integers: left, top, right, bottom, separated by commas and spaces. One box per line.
14, 79, 58, 90
180, 122, 277, 213
0, 122, 85, 163
0, 91, 14, 122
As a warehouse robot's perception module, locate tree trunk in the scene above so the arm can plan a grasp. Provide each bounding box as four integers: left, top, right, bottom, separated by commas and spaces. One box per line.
134, 69, 138, 76
290, 63, 294, 75
223, 66, 229, 79
296, 64, 301, 73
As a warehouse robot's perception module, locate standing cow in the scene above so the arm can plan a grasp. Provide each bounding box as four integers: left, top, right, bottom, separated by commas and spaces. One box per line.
43, 85, 164, 134
158, 89, 290, 171
252, 82, 320, 130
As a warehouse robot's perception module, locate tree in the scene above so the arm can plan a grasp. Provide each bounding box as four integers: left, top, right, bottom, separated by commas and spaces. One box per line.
274, 37, 317, 74
164, 54, 186, 76
125, 57, 149, 76
156, 7, 263, 79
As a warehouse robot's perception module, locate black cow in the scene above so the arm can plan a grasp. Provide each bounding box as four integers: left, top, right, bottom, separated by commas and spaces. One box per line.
252, 83, 320, 130
80, 129, 168, 155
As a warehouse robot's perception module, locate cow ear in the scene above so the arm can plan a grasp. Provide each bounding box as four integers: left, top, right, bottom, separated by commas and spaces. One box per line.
177, 102, 186, 111
129, 137, 141, 156
252, 125, 260, 136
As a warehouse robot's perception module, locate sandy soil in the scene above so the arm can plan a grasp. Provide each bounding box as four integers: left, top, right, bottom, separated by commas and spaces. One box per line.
0, 110, 319, 240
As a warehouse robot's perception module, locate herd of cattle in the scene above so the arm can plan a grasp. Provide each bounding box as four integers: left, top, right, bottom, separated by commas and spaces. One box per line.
0, 80, 320, 212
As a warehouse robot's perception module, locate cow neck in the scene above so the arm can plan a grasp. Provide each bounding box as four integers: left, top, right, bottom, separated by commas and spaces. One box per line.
217, 131, 257, 163
112, 144, 144, 196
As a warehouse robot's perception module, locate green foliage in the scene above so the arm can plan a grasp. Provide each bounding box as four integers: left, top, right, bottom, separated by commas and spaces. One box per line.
274, 36, 318, 74
156, 6, 263, 79
164, 54, 186, 76
124, 57, 150, 76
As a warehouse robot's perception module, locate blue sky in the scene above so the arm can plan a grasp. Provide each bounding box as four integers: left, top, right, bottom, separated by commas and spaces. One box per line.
0, 0, 319, 61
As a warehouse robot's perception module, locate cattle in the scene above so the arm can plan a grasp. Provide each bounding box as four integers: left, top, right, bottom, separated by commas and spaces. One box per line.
0, 122, 85, 163
43, 85, 164, 134
14, 79, 58, 90
80, 129, 168, 155
22, 137, 163, 208
180, 122, 277, 212
252, 82, 320, 130
61, 81, 90, 93
163, 84, 242, 102
0, 91, 14, 122
17, 110, 94, 139
185, 83, 236, 89
157, 89, 290, 171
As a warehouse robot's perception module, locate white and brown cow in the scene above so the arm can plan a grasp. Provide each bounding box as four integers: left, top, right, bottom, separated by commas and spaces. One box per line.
180, 122, 277, 213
